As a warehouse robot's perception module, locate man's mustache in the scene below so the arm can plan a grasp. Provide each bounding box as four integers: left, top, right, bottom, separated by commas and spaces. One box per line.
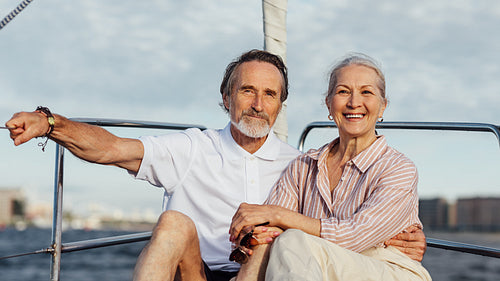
241, 109, 270, 122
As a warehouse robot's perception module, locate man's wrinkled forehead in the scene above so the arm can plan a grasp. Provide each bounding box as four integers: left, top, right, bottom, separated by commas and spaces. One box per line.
231, 61, 284, 97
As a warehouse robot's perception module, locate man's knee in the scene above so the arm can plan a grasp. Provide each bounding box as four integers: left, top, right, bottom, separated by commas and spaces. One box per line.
270, 229, 308, 257
267, 230, 325, 280
152, 210, 197, 241
274, 229, 306, 247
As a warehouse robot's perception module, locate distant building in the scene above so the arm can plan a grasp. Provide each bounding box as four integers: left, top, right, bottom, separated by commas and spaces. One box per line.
419, 198, 449, 230
456, 197, 500, 231
0, 188, 26, 226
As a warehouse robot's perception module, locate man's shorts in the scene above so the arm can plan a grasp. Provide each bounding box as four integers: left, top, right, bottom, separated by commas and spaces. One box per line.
204, 262, 238, 281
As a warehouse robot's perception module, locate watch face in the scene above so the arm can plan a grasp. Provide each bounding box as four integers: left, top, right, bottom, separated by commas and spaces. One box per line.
48, 116, 55, 126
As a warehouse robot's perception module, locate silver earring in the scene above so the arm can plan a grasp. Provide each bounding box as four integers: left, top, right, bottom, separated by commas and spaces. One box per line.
328, 114, 334, 121
378, 117, 384, 122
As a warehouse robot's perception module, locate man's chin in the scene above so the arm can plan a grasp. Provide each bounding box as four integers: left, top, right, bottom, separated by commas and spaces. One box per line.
232, 120, 270, 139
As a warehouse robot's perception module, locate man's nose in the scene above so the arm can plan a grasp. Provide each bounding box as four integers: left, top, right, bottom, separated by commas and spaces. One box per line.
251, 94, 263, 111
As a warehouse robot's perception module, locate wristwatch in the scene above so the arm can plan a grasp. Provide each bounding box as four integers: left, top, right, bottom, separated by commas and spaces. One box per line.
36, 106, 55, 137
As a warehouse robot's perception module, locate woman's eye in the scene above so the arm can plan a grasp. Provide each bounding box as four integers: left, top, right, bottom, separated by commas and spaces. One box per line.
337, 90, 349, 95
362, 90, 373, 95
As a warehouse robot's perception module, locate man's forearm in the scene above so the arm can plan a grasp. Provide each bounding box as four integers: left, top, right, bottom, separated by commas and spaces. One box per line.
7, 111, 144, 172
50, 114, 144, 171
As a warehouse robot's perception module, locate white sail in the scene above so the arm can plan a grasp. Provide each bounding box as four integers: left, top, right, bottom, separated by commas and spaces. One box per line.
262, 0, 288, 142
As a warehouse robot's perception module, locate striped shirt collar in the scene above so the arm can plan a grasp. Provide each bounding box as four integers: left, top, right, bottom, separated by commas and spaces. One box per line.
308, 135, 388, 174
221, 122, 281, 161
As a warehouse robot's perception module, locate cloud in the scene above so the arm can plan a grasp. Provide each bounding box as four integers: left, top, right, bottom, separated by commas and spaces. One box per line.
285, 0, 499, 134
0, 0, 498, 216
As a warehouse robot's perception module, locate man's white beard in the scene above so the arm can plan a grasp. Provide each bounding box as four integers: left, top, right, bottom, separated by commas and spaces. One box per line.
231, 115, 271, 138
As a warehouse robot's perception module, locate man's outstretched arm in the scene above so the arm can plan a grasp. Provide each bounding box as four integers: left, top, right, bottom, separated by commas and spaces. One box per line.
6, 109, 144, 173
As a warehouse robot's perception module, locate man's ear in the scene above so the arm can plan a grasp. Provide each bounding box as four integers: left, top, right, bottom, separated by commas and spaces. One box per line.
223, 93, 230, 111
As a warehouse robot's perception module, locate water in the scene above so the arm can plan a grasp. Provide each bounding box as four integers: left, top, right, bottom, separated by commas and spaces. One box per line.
0, 228, 147, 281
1, 228, 499, 280
422, 231, 500, 281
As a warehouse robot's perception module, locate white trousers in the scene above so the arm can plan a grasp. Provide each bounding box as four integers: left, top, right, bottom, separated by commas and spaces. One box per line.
266, 229, 432, 281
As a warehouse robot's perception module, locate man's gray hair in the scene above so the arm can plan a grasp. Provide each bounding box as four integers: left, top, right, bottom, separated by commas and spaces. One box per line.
219, 49, 288, 112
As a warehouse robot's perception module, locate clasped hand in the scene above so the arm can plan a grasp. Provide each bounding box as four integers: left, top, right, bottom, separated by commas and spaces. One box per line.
229, 203, 282, 259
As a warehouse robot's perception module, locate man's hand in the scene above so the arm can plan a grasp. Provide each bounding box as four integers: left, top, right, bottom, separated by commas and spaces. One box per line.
230, 203, 280, 243
385, 225, 427, 262
6, 111, 51, 146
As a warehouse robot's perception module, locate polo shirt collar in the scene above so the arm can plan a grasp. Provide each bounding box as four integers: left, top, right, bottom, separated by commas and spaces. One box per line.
221, 122, 281, 161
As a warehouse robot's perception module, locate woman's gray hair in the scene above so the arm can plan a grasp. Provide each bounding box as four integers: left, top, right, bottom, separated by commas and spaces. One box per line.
326, 53, 386, 104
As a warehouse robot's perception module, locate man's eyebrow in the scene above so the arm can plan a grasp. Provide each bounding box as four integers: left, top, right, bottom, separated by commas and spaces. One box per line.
264, 88, 278, 95
239, 84, 256, 90
239, 84, 279, 96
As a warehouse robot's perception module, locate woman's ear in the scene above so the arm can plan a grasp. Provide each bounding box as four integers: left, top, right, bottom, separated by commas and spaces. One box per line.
325, 95, 331, 113
379, 99, 387, 118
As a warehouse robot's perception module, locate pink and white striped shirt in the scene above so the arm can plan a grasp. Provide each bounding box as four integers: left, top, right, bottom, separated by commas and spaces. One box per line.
266, 136, 422, 253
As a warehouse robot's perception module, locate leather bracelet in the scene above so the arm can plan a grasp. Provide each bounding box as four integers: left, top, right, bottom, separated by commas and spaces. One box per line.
35, 106, 55, 152
35, 106, 55, 137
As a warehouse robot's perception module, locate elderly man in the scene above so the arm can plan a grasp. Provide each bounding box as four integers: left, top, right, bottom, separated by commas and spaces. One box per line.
6, 50, 425, 281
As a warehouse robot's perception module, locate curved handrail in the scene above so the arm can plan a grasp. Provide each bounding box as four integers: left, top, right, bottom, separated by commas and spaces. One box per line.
61, 232, 152, 253
57, 232, 500, 258
426, 238, 500, 258
298, 121, 500, 151
69, 118, 206, 131
41, 119, 500, 280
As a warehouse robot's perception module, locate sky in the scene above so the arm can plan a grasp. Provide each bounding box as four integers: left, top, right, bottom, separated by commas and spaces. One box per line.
0, 0, 499, 218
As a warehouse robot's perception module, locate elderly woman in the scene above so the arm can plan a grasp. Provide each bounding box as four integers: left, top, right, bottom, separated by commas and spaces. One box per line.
230, 54, 431, 280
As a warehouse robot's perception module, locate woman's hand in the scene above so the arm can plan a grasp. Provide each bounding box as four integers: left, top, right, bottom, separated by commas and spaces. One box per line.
385, 225, 427, 262
235, 225, 283, 258
251, 226, 283, 246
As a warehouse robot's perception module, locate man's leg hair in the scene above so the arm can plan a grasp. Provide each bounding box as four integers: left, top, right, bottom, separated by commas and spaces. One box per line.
234, 243, 271, 281
133, 210, 206, 281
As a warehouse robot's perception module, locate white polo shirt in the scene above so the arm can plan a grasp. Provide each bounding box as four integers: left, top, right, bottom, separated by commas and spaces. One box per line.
133, 123, 300, 271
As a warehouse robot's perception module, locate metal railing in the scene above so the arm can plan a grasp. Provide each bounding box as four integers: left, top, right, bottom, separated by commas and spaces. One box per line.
298, 121, 500, 151
297, 121, 500, 259
1, 120, 500, 280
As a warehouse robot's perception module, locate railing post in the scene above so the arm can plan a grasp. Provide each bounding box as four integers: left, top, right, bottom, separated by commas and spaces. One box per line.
50, 144, 65, 281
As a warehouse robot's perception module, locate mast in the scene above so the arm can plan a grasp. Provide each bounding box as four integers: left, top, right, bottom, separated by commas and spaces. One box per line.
262, 0, 288, 142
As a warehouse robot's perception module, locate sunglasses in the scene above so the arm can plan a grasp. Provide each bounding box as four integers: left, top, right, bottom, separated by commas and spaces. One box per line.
229, 222, 269, 264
